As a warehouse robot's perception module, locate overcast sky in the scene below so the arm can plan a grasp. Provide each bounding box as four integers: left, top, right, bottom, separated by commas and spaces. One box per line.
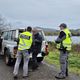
0, 0, 80, 29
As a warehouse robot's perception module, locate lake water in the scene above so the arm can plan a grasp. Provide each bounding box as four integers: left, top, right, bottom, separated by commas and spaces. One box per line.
45, 36, 80, 44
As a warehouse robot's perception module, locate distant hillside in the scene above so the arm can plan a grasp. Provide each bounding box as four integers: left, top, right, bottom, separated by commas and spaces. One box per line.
36, 27, 59, 36
36, 27, 80, 36
36, 27, 58, 32
70, 29, 80, 36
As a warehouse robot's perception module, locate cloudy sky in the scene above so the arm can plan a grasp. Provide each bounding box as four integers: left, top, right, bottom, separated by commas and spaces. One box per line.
0, 0, 80, 29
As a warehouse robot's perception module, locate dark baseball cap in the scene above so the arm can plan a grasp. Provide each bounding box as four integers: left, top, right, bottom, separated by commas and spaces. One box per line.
59, 23, 67, 28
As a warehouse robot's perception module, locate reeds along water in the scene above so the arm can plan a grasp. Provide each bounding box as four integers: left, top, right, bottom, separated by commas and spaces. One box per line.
71, 44, 80, 53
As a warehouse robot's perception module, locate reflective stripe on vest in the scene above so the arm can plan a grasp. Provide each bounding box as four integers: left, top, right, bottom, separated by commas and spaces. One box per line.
18, 31, 32, 50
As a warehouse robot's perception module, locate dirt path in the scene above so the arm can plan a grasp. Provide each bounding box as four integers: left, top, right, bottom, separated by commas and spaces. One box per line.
0, 55, 80, 80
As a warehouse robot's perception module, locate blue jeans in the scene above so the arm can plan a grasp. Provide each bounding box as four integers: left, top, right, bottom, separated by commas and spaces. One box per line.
13, 50, 30, 76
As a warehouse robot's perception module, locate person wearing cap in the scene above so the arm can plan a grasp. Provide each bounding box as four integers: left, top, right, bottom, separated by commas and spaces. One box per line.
13, 26, 32, 79
55, 23, 72, 79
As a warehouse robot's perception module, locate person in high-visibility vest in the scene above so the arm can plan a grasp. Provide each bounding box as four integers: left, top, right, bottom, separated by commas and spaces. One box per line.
55, 23, 72, 79
13, 26, 32, 79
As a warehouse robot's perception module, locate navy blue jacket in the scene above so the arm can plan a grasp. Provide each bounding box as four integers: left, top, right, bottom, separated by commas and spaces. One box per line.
31, 32, 43, 53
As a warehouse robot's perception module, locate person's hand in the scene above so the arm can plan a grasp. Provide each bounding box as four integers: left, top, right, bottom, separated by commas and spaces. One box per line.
55, 40, 60, 44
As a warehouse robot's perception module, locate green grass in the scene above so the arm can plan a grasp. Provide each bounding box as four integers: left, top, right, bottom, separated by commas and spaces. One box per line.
44, 50, 80, 75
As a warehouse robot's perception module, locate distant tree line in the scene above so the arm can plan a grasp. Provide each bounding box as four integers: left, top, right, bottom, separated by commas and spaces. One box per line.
44, 31, 59, 36
70, 30, 80, 36
44, 29, 80, 36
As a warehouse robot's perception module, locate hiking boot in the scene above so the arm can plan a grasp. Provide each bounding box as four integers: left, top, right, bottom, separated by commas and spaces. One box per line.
55, 72, 66, 79
66, 68, 68, 76
23, 75, 28, 78
32, 64, 39, 71
13, 75, 18, 79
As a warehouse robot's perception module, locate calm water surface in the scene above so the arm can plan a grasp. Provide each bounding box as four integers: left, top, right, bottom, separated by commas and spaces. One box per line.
45, 36, 80, 44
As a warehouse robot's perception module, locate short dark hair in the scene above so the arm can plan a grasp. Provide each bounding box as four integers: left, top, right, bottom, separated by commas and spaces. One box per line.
27, 26, 32, 32
59, 23, 67, 28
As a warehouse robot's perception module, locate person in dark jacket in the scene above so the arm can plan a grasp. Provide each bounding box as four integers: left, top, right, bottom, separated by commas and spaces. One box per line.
31, 30, 42, 70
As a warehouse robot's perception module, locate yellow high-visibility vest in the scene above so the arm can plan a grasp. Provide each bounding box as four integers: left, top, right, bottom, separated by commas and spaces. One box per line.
18, 31, 32, 50
57, 28, 72, 51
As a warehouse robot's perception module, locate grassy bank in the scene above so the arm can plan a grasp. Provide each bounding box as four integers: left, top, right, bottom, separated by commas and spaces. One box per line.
44, 42, 80, 75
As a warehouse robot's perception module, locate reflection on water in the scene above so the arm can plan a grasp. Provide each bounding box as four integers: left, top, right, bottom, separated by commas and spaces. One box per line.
45, 36, 80, 44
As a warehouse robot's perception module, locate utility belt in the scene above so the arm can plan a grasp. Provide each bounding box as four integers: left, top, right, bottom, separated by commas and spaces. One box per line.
56, 42, 67, 52
57, 43, 71, 54
59, 46, 67, 53
59, 46, 67, 50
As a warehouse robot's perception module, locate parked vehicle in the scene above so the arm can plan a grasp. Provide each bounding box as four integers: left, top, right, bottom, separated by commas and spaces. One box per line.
1, 28, 49, 65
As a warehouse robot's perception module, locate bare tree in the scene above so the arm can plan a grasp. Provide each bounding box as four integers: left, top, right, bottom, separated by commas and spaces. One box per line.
0, 15, 12, 33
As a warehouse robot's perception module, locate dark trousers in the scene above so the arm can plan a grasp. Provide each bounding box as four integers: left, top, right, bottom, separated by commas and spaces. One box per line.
32, 51, 38, 70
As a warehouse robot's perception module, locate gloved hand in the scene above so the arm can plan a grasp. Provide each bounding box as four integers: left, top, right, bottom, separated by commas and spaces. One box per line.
55, 40, 60, 44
